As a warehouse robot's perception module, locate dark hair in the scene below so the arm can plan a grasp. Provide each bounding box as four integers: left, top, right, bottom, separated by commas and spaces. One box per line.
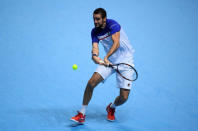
93, 8, 107, 18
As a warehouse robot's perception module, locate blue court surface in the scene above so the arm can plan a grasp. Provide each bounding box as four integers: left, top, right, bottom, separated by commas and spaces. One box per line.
0, 0, 198, 130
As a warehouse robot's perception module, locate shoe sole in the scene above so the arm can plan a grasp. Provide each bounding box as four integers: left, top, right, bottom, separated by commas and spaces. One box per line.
107, 118, 115, 122
70, 119, 84, 124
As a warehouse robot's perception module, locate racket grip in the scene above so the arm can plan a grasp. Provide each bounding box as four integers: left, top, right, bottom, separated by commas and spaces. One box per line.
108, 63, 113, 67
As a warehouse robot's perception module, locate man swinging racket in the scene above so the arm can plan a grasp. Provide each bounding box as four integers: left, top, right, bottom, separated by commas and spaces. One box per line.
70, 8, 135, 124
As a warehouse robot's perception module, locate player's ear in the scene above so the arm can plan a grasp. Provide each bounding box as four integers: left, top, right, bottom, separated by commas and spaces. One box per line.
103, 17, 107, 22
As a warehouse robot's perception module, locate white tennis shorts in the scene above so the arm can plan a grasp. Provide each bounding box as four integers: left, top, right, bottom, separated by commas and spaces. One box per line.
95, 63, 134, 90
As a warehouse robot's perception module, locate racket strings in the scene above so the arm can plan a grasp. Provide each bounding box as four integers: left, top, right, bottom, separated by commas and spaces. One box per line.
117, 64, 137, 81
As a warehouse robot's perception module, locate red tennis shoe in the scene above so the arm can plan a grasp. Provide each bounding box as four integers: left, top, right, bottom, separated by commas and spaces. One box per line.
106, 103, 115, 121
70, 111, 85, 124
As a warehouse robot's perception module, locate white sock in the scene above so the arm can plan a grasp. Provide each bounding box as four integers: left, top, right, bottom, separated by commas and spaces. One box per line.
110, 103, 116, 109
80, 105, 87, 115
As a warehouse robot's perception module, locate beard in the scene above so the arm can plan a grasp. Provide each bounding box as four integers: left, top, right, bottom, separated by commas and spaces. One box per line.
95, 21, 105, 29
95, 24, 103, 29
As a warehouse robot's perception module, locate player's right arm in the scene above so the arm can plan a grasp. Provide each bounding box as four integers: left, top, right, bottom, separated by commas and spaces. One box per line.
91, 29, 105, 65
92, 42, 104, 65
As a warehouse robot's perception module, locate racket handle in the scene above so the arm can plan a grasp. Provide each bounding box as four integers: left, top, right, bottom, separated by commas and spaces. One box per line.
108, 63, 113, 67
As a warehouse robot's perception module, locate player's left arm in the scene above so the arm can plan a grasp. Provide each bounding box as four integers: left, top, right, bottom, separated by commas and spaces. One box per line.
104, 31, 120, 64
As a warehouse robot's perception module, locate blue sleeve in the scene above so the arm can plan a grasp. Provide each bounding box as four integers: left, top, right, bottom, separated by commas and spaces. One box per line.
109, 20, 121, 35
91, 29, 99, 43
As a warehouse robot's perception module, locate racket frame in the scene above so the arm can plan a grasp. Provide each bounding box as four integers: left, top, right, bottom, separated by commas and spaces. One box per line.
109, 63, 138, 81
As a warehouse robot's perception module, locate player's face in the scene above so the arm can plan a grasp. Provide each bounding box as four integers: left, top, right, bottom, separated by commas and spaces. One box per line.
93, 14, 106, 28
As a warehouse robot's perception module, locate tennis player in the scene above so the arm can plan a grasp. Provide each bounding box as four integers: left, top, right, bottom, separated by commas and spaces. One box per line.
71, 8, 135, 123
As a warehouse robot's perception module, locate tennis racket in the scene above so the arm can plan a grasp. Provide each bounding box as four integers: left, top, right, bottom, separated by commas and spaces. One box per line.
108, 63, 138, 81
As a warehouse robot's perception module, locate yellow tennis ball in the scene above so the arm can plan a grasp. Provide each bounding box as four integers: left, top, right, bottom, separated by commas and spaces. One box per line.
72, 64, 78, 70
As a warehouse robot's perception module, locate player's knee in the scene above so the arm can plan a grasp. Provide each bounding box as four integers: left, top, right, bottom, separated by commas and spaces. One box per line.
87, 80, 96, 89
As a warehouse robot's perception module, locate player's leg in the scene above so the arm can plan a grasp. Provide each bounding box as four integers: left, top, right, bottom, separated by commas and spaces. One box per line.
113, 88, 130, 106
82, 72, 104, 105
71, 65, 114, 123
106, 88, 130, 121
70, 72, 103, 123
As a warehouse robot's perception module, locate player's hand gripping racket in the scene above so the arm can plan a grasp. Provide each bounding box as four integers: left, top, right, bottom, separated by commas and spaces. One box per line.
108, 63, 138, 81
